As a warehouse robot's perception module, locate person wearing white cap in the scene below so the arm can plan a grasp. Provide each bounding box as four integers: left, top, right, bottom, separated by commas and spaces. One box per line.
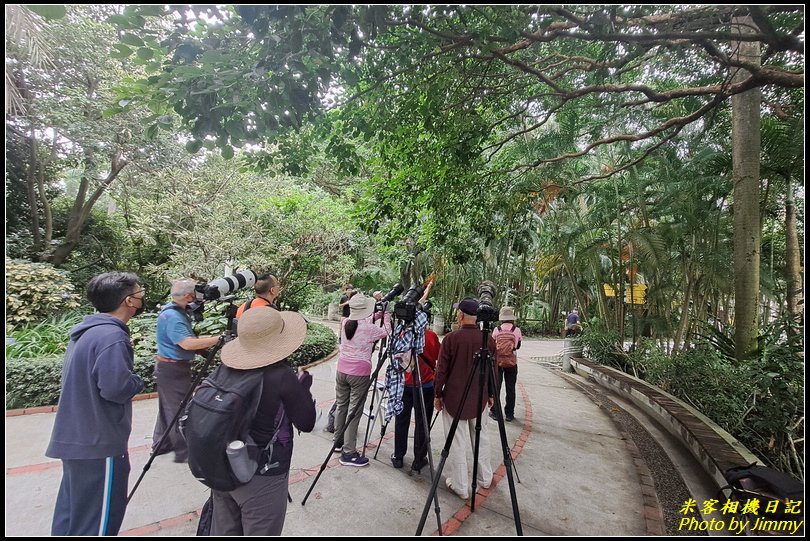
490, 306, 523, 422
210, 307, 316, 535
332, 293, 391, 467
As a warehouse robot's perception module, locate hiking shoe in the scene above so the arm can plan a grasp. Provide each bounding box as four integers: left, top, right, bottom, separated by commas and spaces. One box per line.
391, 455, 403, 469
340, 452, 370, 467
505, 414, 514, 422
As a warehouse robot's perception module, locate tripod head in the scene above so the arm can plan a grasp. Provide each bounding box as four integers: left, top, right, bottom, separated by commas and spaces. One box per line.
217, 295, 239, 340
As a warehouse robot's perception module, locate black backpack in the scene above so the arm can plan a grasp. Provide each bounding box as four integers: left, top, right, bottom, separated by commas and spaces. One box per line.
180, 364, 265, 492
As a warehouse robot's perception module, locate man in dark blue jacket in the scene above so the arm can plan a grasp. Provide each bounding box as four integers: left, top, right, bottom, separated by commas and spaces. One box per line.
46, 272, 146, 536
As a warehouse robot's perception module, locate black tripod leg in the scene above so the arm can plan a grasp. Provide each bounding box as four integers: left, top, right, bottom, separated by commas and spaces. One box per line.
360, 377, 381, 458
469, 351, 489, 513
416, 352, 480, 535
361, 343, 390, 458
492, 371, 521, 484
301, 385, 369, 506
371, 386, 390, 461
429, 409, 440, 430
409, 347, 443, 534
127, 336, 226, 504
487, 357, 523, 534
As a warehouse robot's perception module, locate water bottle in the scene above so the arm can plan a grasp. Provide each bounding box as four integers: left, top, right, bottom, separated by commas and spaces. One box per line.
226, 440, 257, 483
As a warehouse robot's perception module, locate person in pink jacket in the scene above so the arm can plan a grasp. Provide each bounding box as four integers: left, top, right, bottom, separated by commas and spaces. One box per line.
333, 293, 391, 466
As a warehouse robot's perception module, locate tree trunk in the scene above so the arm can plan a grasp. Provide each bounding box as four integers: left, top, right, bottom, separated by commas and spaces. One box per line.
50, 151, 127, 266
26, 127, 42, 257
672, 267, 694, 356
36, 131, 56, 251
731, 15, 762, 362
784, 176, 803, 332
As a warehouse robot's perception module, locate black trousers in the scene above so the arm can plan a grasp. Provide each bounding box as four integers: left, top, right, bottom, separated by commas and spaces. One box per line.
496, 365, 518, 417
393, 384, 434, 465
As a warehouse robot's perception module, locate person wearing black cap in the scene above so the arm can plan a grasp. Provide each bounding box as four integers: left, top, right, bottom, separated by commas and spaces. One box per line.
433, 297, 496, 500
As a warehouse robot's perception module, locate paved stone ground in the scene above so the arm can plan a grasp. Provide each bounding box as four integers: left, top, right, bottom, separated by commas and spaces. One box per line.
6, 321, 716, 536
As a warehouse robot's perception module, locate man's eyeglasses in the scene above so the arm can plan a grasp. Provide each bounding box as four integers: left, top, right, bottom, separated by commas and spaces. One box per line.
127, 288, 146, 300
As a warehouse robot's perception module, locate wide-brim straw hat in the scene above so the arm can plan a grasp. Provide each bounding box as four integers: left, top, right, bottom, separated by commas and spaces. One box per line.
221, 307, 307, 370
348, 293, 375, 320
499, 306, 516, 321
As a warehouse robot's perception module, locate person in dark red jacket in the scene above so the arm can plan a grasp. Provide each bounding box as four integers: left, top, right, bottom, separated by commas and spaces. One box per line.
392, 314, 440, 473
433, 297, 496, 500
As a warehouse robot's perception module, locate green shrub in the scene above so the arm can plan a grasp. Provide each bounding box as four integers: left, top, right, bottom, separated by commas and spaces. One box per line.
5, 357, 65, 409
6, 321, 337, 409
286, 321, 338, 368
577, 321, 628, 371
644, 347, 754, 431
6, 258, 81, 329
5, 311, 85, 358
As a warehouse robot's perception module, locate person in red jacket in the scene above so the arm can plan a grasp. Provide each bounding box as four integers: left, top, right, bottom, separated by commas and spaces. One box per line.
391, 307, 440, 474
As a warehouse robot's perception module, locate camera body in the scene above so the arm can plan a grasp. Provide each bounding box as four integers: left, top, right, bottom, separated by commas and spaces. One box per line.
476, 280, 499, 323
376, 283, 404, 313
395, 284, 425, 322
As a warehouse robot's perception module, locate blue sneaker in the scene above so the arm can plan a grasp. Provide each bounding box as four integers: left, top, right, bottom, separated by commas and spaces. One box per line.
340, 452, 370, 467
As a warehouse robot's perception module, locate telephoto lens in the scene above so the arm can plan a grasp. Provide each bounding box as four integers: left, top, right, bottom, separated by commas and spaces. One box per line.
381, 283, 405, 303
476, 280, 498, 322
200, 270, 258, 300
394, 284, 425, 322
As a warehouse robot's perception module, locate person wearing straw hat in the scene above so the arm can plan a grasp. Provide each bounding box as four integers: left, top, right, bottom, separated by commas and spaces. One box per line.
333, 293, 391, 467
210, 307, 316, 536
490, 306, 523, 423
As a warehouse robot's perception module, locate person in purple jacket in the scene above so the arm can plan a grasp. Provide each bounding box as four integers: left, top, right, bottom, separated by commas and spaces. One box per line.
211, 307, 316, 535
46, 271, 146, 536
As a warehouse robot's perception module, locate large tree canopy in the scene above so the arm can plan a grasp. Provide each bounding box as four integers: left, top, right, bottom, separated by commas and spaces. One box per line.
114, 5, 802, 179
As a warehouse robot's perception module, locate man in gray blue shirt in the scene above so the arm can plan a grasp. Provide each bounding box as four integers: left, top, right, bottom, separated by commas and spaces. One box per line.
151, 279, 220, 462
46, 271, 146, 536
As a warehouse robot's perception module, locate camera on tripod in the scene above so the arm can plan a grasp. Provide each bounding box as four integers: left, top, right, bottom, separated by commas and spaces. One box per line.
196, 269, 259, 301
394, 285, 423, 322
376, 283, 404, 313
476, 280, 499, 323
187, 270, 259, 322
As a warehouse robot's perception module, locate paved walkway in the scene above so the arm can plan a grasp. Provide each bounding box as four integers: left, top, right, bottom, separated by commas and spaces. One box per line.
6, 327, 675, 536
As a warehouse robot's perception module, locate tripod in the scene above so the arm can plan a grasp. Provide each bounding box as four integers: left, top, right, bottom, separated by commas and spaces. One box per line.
127, 298, 238, 503
362, 309, 392, 458
415, 319, 523, 535
301, 334, 389, 505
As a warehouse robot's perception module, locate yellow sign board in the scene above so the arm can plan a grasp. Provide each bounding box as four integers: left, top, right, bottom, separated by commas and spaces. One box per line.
603, 283, 646, 304
625, 284, 647, 305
